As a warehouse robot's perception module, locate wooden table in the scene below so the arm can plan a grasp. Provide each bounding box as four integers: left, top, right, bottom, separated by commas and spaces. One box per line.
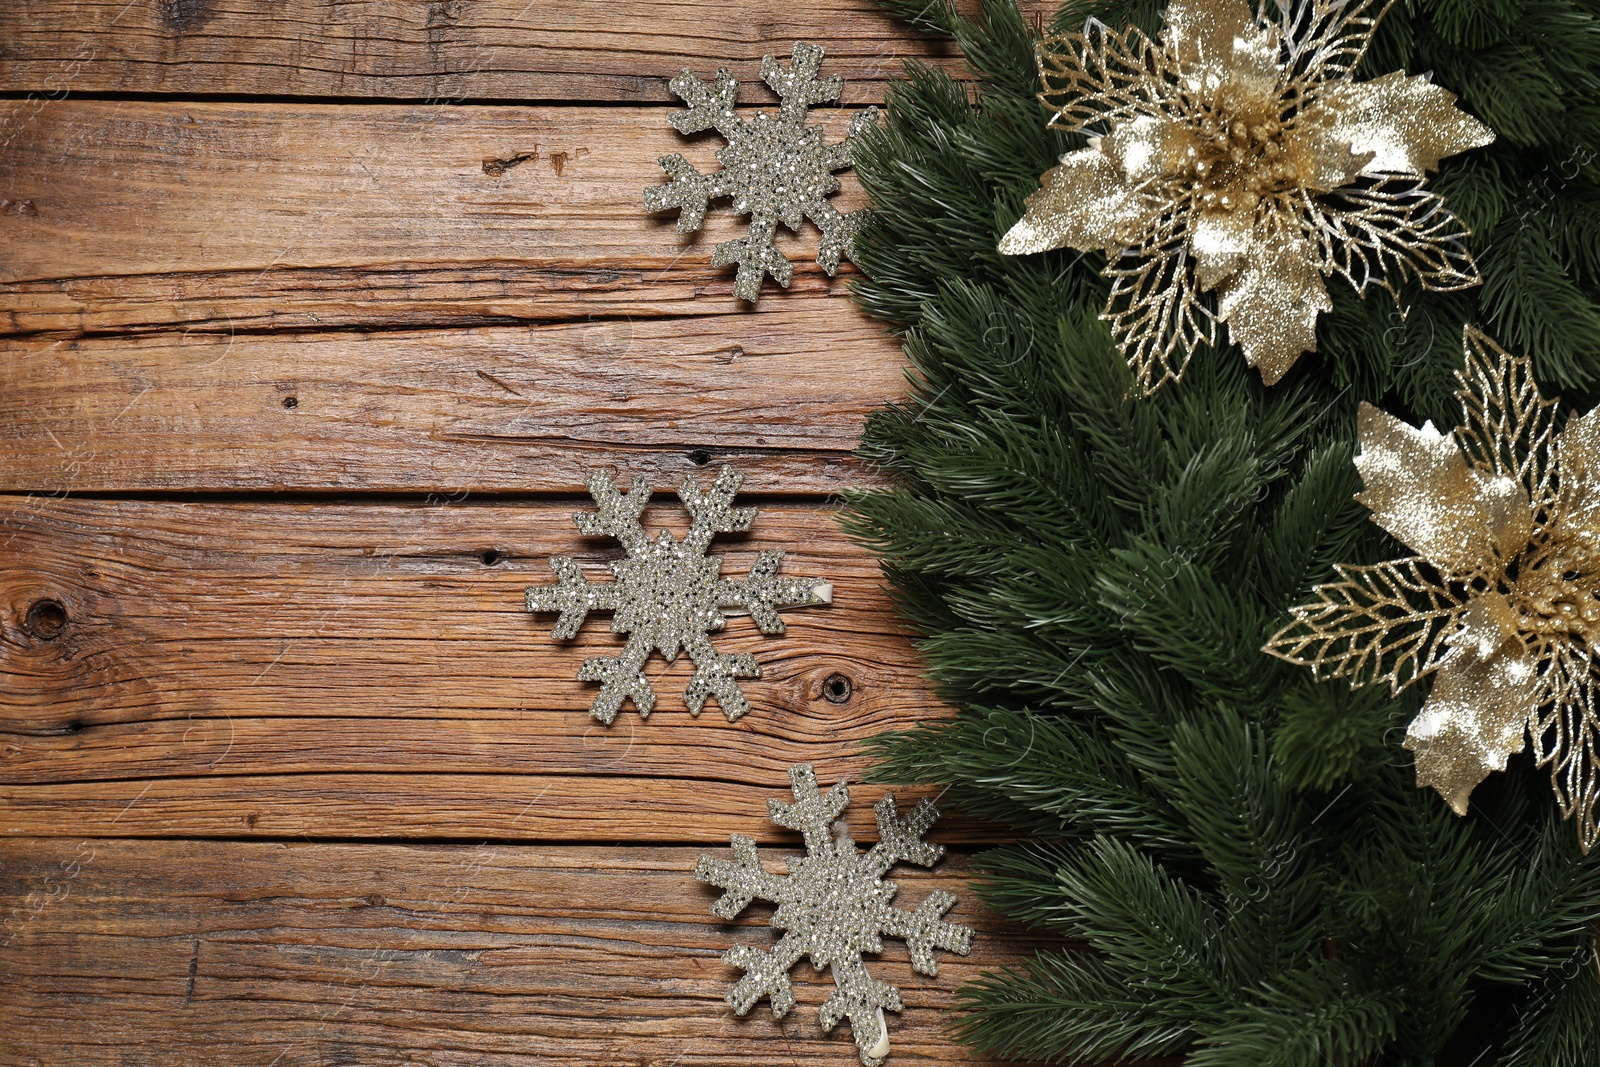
0, 2, 1035, 1062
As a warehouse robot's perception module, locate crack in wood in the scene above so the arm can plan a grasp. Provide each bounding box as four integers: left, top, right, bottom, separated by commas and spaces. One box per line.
482, 149, 537, 177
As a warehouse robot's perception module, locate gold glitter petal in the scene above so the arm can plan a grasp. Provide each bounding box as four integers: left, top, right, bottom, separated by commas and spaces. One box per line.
1262, 557, 1466, 692
1312, 72, 1495, 175
998, 148, 1157, 255
1216, 235, 1329, 385
1558, 406, 1600, 526
1190, 209, 1254, 290
1163, 0, 1277, 93
1353, 404, 1531, 577
1456, 327, 1559, 503
1282, 116, 1372, 192
1036, 24, 1165, 136
1535, 654, 1600, 850
1404, 613, 1537, 815
1103, 115, 1198, 185
1103, 224, 1217, 391
1452, 589, 1523, 660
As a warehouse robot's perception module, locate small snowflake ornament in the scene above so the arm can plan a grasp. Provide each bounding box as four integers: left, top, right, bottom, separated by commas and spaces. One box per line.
644, 42, 879, 302
697, 764, 973, 1066
525, 465, 832, 724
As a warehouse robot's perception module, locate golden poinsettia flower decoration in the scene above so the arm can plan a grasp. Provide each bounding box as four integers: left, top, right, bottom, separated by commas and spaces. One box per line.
1000, 0, 1495, 394
1266, 328, 1600, 850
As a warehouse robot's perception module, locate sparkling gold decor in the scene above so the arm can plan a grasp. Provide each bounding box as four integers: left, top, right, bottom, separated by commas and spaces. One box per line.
1000, 0, 1495, 393
1267, 328, 1600, 850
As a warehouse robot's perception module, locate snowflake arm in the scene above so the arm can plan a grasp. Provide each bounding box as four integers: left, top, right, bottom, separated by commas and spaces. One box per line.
764, 42, 844, 123
523, 555, 620, 639
767, 763, 851, 854
714, 220, 795, 302
645, 154, 736, 235
668, 66, 744, 139
879, 889, 971, 976
573, 471, 652, 555
698, 833, 793, 919
725, 936, 808, 1019
868, 794, 945, 874
525, 465, 830, 723
696, 764, 973, 1065
820, 957, 902, 1066
684, 633, 761, 719
575, 632, 656, 725
722, 550, 834, 634
679, 465, 758, 553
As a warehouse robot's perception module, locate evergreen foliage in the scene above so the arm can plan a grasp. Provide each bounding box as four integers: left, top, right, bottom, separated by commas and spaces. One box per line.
846, 0, 1600, 1062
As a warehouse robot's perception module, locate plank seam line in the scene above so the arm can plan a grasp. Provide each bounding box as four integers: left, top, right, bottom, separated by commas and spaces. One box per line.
0, 302, 873, 343
0, 834, 998, 851
0, 91, 898, 108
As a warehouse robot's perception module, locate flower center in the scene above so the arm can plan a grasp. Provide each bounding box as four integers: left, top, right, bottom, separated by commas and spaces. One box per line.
1179, 99, 1297, 213
1509, 541, 1600, 644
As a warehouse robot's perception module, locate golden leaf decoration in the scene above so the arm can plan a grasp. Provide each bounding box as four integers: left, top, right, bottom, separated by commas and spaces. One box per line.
1000, 0, 1496, 394
1266, 328, 1600, 851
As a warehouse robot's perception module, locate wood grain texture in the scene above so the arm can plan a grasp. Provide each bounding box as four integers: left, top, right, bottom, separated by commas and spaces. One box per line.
0, 774, 1005, 843
0, 0, 958, 102
0, 496, 969, 841
0, 6, 1038, 1063
0, 839, 1036, 1065
0, 315, 904, 493
1, 262, 852, 337
0, 100, 874, 333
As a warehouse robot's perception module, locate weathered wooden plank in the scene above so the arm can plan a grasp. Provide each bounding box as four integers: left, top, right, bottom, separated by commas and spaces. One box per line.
0, 101, 878, 332
0, 839, 1031, 1065
0, 0, 959, 102
0, 773, 1000, 842
0, 316, 903, 493
1, 262, 850, 336
0, 497, 964, 840
0, 497, 908, 734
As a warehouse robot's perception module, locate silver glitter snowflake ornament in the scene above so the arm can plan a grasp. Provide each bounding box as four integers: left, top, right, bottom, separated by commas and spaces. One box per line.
644, 42, 879, 302
525, 466, 832, 724
697, 764, 973, 1066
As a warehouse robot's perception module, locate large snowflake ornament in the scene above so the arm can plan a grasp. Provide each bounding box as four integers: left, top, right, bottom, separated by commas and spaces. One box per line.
697, 764, 973, 1066
525, 465, 832, 724
644, 42, 879, 302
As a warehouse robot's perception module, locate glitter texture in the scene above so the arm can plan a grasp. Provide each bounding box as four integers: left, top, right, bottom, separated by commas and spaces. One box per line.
999, 0, 1495, 393
696, 764, 973, 1066
1266, 328, 1600, 850
525, 466, 832, 724
643, 42, 879, 302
